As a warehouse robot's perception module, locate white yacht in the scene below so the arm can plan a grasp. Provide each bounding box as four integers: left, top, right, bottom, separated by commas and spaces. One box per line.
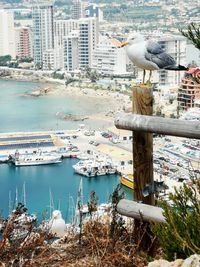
72, 157, 118, 177
10, 150, 62, 166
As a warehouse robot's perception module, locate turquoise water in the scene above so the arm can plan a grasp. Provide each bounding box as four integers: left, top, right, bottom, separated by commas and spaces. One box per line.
0, 79, 132, 221
0, 80, 112, 132
0, 158, 120, 221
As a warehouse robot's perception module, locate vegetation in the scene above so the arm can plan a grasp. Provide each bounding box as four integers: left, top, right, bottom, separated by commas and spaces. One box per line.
152, 179, 200, 260
0, 55, 11, 66
85, 67, 100, 83
52, 71, 65, 80
18, 57, 33, 63
180, 23, 200, 51
180, 23, 200, 84
0, 189, 147, 266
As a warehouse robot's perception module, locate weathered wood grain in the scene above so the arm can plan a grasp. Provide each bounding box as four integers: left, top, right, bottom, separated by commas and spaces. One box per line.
117, 199, 166, 223
132, 85, 154, 205
115, 113, 200, 139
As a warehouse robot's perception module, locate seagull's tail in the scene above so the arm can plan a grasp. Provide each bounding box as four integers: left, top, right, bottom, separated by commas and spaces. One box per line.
164, 65, 189, 71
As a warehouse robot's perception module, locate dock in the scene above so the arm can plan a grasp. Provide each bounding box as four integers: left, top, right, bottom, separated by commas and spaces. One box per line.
0, 130, 81, 162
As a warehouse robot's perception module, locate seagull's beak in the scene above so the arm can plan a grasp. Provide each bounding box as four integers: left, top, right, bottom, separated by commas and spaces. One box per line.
119, 41, 129, 48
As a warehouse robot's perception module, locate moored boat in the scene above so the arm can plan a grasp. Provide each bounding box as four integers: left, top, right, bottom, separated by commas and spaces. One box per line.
72, 157, 118, 177
119, 174, 134, 189
10, 150, 62, 166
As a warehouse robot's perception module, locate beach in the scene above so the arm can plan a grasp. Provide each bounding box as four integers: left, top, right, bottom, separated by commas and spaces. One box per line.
0, 67, 132, 129
24, 80, 132, 128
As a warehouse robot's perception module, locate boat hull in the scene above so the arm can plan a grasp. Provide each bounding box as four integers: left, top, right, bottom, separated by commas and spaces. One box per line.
14, 159, 62, 166
119, 175, 134, 189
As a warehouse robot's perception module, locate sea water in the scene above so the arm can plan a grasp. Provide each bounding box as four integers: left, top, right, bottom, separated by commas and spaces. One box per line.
0, 80, 132, 221
0, 79, 113, 132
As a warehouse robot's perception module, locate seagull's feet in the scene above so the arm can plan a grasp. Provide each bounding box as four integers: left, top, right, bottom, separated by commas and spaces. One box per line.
146, 80, 152, 86
139, 80, 152, 88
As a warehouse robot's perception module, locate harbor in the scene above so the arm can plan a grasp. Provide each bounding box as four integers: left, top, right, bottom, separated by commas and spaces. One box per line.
0, 79, 199, 223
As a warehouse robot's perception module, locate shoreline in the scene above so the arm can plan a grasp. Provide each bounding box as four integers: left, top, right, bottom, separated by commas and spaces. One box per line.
0, 74, 132, 130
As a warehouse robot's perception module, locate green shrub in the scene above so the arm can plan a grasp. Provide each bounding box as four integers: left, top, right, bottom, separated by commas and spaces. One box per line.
151, 179, 200, 260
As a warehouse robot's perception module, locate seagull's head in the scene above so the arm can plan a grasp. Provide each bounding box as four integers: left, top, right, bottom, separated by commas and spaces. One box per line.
52, 210, 62, 219
120, 33, 145, 47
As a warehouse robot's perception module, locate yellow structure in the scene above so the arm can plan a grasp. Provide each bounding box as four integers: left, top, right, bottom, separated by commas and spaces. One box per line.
119, 174, 134, 189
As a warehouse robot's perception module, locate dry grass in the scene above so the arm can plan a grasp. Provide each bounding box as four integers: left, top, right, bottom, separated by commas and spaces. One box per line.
0, 217, 147, 267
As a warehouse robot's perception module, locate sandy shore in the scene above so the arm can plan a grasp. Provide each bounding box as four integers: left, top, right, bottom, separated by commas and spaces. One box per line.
32, 82, 132, 128
0, 67, 132, 128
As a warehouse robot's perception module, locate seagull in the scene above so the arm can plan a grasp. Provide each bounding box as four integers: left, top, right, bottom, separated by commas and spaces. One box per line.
120, 33, 188, 83
49, 210, 66, 237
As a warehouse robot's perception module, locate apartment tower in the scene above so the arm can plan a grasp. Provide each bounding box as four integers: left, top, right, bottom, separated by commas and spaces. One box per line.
32, 3, 54, 68
0, 9, 16, 58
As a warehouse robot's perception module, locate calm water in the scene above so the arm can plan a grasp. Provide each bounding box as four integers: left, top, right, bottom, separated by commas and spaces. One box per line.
0, 79, 112, 132
0, 80, 131, 221
0, 158, 120, 221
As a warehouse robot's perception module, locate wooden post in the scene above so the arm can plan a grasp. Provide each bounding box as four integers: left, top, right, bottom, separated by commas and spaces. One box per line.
132, 85, 154, 205
132, 84, 154, 252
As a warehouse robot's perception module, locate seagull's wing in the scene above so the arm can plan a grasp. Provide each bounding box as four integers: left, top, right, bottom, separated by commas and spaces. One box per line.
145, 40, 176, 69
146, 41, 164, 54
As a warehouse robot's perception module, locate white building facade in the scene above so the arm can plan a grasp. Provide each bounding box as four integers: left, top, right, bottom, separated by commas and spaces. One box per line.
32, 3, 54, 68
78, 17, 99, 69
54, 19, 79, 69
92, 37, 126, 75
71, 0, 84, 20
0, 9, 16, 58
42, 49, 55, 70
157, 35, 187, 86
63, 31, 79, 71
54, 17, 99, 71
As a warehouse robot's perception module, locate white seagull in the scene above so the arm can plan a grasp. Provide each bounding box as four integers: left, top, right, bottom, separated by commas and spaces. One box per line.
120, 33, 188, 83
49, 210, 66, 238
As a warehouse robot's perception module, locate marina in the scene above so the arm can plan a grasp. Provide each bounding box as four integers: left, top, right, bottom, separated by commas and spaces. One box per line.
0, 79, 199, 223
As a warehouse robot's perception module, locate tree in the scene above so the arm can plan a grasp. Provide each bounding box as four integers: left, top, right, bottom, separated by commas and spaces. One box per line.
151, 179, 200, 260
85, 67, 100, 83
0, 55, 11, 66
179, 23, 200, 51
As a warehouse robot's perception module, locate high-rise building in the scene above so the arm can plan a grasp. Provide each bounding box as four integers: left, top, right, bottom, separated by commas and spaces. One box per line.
54, 19, 79, 47
54, 19, 79, 70
32, 3, 54, 68
71, 0, 84, 20
78, 17, 99, 69
178, 70, 200, 110
42, 49, 55, 70
15, 26, 33, 59
157, 35, 186, 86
0, 9, 16, 58
54, 17, 99, 71
63, 31, 79, 71
85, 4, 104, 22
92, 36, 126, 75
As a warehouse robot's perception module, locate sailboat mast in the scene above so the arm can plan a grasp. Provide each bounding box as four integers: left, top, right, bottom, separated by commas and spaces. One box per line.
9, 190, 12, 215
49, 188, 54, 219
23, 182, 26, 207
15, 187, 18, 208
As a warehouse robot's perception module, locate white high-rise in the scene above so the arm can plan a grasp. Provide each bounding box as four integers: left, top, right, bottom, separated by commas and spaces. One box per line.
54, 19, 79, 47
79, 17, 99, 69
157, 35, 186, 86
0, 9, 16, 58
63, 31, 79, 71
92, 36, 126, 75
71, 0, 84, 20
32, 3, 54, 68
55, 17, 99, 71
54, 19, 79, 69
